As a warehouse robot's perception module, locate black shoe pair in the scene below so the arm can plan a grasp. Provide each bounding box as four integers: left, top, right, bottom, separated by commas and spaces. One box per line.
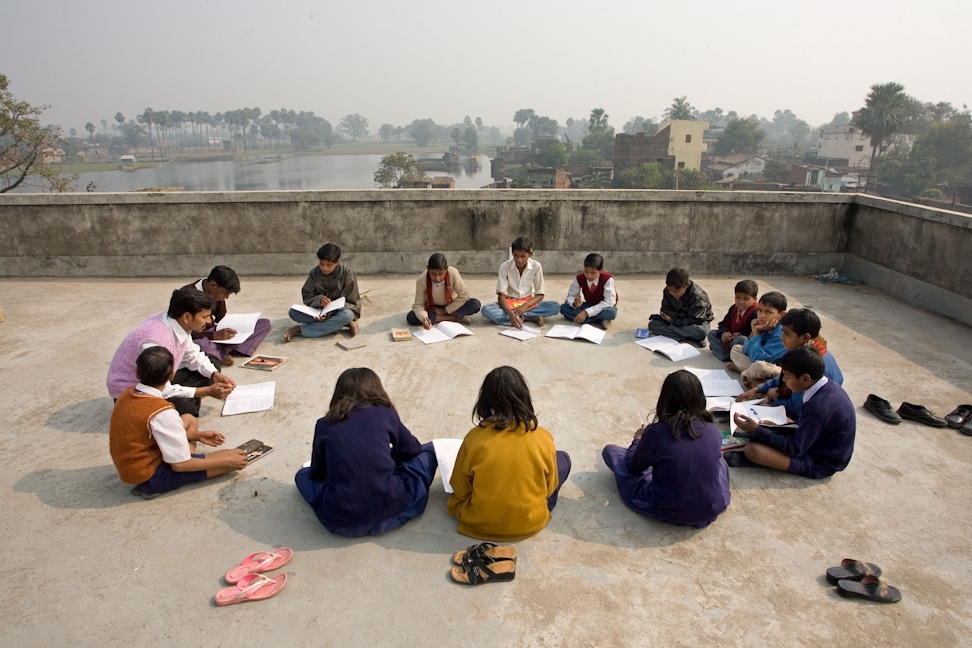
863, 395, 947, 427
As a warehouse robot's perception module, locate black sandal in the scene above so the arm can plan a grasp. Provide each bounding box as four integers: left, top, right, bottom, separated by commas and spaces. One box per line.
451, 542, 517, 567
450, 552, 516, 585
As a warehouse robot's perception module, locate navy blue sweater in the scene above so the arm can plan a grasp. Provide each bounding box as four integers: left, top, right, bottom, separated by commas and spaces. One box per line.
752, 379, 856, 478
308, 405, 422, 527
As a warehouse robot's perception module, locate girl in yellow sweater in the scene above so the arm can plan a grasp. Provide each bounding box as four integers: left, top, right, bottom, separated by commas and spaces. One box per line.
447, 366, 571, 541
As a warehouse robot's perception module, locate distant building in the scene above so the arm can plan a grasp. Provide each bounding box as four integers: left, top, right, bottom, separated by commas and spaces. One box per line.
399, 177, 433, 189
526, 167, 572, 189
788, 164, 843, 193
431, 176, 455, 189
614, 119, 709, 173
706, 154, 766, 180
818, 126, 871, 169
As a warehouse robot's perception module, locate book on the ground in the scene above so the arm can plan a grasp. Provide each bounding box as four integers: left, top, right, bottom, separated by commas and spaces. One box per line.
290, 297, 347, 319
685, 367, 744, 397
635, 335, 701, 361
237, 439, 274, 463
241, 355, 289, 371
214, 312, 262, 344
728, 400, 787, 435
545, 323, 605, 345
391, 328, 412, 341
432, 438, 463, 493
413, 321, 475, 345
221, 382, 276, 416
500, 325, 541, 341
635, 328, 650, 339
706, 396, 736, 423
337, 338, 367, 350
721, 431, 748, 451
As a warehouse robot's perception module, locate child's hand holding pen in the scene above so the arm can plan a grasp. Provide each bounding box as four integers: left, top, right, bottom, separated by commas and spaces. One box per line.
634, 415, 645, 440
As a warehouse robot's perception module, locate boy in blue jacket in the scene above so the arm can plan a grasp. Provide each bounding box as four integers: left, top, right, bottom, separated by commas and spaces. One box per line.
727, 291, 787, 387
736, 308, 843, 421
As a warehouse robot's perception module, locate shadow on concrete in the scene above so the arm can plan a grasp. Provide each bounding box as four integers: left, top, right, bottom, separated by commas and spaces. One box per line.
727, 468, 831, 491
45, 397, 114, 434
13, 465, 133, 509
215, 476, 466, 554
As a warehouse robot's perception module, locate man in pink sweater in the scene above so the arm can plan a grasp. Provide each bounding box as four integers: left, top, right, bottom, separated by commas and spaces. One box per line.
107, 287, 236, 417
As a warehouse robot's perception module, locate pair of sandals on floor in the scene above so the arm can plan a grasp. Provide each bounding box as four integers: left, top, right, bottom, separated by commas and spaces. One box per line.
826, 558, 901, 603
450, 542, 517, 586
215, 548, 294, 606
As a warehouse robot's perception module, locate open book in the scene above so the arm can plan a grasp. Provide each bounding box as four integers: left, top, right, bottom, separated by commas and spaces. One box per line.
635, 335, 700, 361
545, 323, 605, 345
221, 382, 276, 416
685, 367, 744, 397
500, 325, 541, 341
728, 400, 787, 435
413, 321, 475, 345
290, 297, 347, 319
432, 438, 463, 493
214, 312, 262, 345
237, 439, 274, 463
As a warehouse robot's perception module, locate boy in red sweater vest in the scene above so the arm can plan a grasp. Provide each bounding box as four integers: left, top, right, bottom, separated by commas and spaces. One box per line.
559, 253, 618, 330
109, 346, 247, 499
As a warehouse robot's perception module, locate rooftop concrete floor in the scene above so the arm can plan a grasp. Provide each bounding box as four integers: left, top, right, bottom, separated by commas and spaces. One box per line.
2, 273, 971, 647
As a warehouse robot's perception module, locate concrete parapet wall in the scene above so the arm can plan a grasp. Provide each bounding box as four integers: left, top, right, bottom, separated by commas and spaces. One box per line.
1, 189, 970, 324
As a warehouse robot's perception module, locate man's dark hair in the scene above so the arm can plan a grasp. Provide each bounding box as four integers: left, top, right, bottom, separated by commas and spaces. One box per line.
167, 286, 215, 319
206, 265, 240, 293
758, 291, 787, 312
510, 237, 533, 253
136, 346, 174, 387
665, 268, 690, 289
780, 345, 825, 381
780, 308, 821, 338
317, 243, 342, 262
734, 280, 758, 298
583, 253, 604, 270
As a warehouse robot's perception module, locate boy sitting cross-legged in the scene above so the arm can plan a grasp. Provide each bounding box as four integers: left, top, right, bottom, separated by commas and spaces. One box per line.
109, 346, 248, 498
646, 268, 714, 346
729, 345, 856, 479
707, 280, 758, 361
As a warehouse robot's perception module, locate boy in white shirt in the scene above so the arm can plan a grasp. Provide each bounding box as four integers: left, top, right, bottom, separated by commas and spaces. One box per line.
559, 253, 618, 330
481, 237, 560, 329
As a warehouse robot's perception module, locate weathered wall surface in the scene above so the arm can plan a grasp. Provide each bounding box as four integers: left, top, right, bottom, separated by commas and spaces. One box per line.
0, 189, 850, 276
1, 189, 969, 323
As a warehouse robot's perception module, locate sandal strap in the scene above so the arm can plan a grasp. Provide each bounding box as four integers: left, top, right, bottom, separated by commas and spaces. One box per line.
464, 554, 499, 585
251, 551, 282, 571
235, 574, 275, 599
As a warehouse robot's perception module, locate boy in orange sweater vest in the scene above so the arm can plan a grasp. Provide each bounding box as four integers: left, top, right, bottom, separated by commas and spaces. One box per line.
109, 346, 247, 498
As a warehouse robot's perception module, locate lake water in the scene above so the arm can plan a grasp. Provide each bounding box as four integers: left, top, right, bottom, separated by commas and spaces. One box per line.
71, 153, 494, 192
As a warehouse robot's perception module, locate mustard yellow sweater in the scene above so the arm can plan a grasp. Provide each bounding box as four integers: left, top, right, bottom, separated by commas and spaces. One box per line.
447, 421, 558, 541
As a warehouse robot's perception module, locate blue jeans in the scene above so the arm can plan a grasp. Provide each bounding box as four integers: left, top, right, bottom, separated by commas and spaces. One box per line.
707, 330, 746, 361
295, 442, 438, 537
288, 307, 355, 338
481, 300, 561, 325
559, 302, 618, 323
647, 316, 709, 344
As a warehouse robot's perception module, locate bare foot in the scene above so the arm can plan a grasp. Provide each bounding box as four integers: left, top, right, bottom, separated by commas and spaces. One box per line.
348, 320, 359, 337
459, 316, 471, 325
284, 325, 302, 343
726, 362, 740, 373
534, 315, 544, 327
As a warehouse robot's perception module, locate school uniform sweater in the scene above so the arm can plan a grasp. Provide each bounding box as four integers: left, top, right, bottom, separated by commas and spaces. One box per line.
307, 405, 422, 528
109, 387, 175, 484
742, 323, 786, 363
448, 422, 559, 541
751, 379, 856, 479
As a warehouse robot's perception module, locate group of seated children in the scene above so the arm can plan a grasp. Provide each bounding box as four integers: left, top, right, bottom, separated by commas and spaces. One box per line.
104, 239, 855, 540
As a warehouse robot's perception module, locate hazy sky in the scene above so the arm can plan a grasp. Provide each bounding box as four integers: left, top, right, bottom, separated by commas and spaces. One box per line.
3, 0, 970, 134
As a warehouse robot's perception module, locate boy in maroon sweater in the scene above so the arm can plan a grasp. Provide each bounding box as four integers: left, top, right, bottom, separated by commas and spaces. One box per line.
707, 280, 759, 361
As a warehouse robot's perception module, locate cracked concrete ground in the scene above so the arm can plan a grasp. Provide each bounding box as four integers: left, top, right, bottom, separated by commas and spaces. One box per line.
2, 273, 971, 647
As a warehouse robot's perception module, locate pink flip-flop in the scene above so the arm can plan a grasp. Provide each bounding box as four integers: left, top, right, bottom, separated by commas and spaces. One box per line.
215, 573, 288, 606
224, 548, 294, 584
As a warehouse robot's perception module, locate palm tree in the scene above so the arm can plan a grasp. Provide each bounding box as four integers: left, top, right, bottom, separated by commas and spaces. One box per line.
588, 108, 609, 133
853, 82, 909, 192
665, 97, 695, 121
